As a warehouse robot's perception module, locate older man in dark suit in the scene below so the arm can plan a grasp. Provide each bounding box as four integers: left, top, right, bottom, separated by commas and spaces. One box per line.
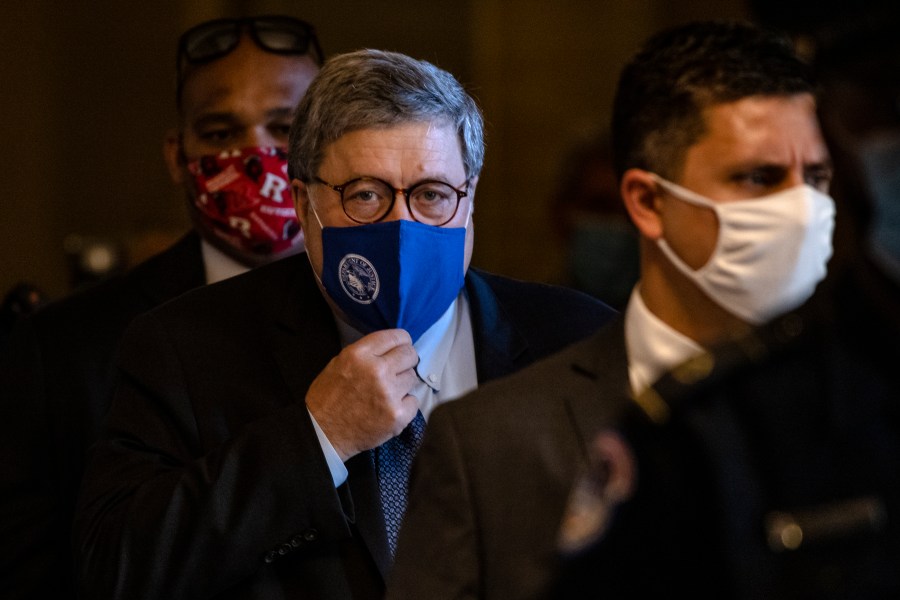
73, 48, 615, 599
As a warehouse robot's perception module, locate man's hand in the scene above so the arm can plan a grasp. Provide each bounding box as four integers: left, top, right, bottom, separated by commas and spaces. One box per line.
306, 328, 420, 461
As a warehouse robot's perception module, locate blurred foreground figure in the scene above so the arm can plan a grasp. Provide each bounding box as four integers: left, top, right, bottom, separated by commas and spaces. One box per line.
549, 285, 900, 598
549, 6, 900, 597
388, 19, 846, 599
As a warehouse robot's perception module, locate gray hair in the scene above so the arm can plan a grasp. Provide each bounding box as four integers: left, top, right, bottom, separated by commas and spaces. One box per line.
288, 48, 485, 182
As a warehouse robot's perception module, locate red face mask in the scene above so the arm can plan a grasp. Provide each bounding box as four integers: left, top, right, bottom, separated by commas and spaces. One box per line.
187, 146, 302, 257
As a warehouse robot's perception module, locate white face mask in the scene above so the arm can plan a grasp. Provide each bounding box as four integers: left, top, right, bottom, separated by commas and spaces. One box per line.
652, 175, 836, 324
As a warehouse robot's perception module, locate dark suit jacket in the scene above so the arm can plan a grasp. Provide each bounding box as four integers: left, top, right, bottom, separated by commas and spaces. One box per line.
386, 319, 631, 600
389, 255, 900, 600
0, 233, 204, 599
73, 253, 616, 600
540, 253, 900, 600
548, 302, 900, 599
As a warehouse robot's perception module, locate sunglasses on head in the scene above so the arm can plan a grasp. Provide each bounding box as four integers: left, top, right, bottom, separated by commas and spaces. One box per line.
176, 15, 323, 83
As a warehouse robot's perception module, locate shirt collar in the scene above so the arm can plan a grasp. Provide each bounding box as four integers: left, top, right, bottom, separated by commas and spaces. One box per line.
624, 285, 704, 396
333, 295, 472, 420
200, 239, 250, 284
412, 297, 460, 393
334, 298, 460, 385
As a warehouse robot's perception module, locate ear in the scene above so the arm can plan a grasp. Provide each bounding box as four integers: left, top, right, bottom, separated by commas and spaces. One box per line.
466, 175, 478, 214
620, 168, 663, 240
163, 128, 185, 185
292, 179, 310, 226
467, 175, 479, 194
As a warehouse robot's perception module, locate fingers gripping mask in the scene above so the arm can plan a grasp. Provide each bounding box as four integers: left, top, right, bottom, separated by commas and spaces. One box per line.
652, 175, 836, 324
312, 208, 469, 343
187, 146, 302, 256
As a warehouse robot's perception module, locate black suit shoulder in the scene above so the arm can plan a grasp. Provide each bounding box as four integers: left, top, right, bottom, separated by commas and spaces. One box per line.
26, 232, 203, 344
0, 233, 204, 600
424, 318, 627, 479
16, 232, 205, 437
123, 251, 312, 341
439, 330, 603, 413
466, 267, 618, 359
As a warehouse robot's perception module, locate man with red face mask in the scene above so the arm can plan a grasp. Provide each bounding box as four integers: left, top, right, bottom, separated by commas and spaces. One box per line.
163, 15, 321, 272
0, 15, 322, 599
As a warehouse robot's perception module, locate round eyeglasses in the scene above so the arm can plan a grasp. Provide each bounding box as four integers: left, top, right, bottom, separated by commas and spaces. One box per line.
312, 176, 469, 226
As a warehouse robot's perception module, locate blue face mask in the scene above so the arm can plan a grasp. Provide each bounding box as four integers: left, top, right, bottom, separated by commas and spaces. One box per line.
317, 218, 468, 342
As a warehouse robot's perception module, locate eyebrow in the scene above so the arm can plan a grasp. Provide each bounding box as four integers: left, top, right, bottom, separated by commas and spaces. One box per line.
728, 157, 834, 175
190, 107, 296, 130
804, 158, 833, 173
338, 175, 468, 189
191, 112, 240, 130
264, 107, 295, 121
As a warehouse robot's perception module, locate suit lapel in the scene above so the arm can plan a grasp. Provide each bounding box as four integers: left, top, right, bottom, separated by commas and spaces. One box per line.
268, 258, 392, 578
346, 451, 392, 576
466, 269, 631, 456
269, 259, 342, 398
464, 270, 527, 382
563, 319, 633, 453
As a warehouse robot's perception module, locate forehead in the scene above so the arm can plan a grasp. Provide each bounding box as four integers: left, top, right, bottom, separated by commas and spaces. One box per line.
692, 94, 828, 166
179, 40, 319, 119
321, 121, 466, 179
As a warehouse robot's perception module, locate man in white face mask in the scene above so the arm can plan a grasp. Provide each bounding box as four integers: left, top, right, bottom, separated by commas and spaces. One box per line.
387, 20, 842, 600
620, 91, 835, 391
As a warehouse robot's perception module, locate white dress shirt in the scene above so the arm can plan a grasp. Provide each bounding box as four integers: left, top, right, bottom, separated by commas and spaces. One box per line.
624, 285, 705, 396
200, 239, 251, 284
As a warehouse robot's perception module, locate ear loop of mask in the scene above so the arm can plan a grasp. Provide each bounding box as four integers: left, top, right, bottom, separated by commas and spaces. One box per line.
304, 188, 326, 288
463, 198, 474, 228
649, 173, 724, 275
650, 174, 717, 209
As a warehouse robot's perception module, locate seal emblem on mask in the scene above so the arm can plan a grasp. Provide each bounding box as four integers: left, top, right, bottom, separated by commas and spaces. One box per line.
338, 254, 379, 304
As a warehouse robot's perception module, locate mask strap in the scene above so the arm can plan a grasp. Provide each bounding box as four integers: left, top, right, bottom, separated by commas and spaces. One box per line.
463, 200, 474, 229
305, 190, 327, 287
307, 191, 325, 230
307, 254, 325, 288
650, 174, 716, 210
651, 174, 717, 277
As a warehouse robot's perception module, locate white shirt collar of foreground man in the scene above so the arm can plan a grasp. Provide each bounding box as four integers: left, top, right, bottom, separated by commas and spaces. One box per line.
625, 285, 704, 396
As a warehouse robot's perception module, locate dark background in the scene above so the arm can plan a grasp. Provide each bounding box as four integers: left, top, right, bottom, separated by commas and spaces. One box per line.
0, 0, 751, 300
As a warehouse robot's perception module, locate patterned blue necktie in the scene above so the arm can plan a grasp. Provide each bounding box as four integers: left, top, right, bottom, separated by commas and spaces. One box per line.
376, 410, 426, 557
